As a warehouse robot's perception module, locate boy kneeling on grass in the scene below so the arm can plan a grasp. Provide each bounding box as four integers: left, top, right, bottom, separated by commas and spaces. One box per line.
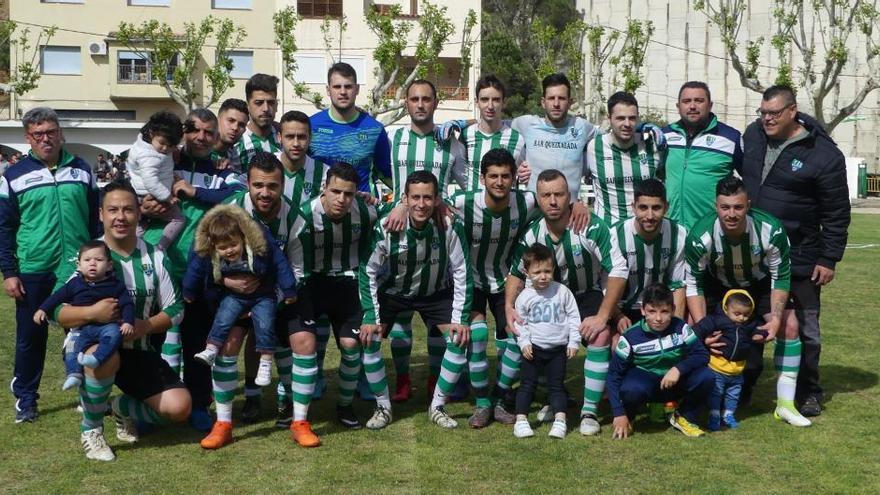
607, 283, 714, 438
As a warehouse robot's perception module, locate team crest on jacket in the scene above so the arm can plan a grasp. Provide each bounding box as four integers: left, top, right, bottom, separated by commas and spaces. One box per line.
706, 136, 715, 146
70, 168, 79, 179
791, 159, 804, 172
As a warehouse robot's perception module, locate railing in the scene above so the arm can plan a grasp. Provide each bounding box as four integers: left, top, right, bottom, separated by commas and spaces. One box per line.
117, 64, 156, 84
868, 175, 880, 195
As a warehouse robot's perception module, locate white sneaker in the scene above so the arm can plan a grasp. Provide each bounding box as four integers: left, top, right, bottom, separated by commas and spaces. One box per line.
579, 413, 601, 436
513, 419, 534, 438
536, 404, 553, 423
366, 405, 393, 430
775, 406, 812, 427
111, 397, 139, 443
548, 419, 567, 439
254, 359, 273, 387
81, 428, 115, 461
194, 348, 218, 367
429, 406, 458, 429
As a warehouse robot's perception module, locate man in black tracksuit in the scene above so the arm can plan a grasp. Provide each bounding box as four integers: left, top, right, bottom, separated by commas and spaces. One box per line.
740, 85, 850, 417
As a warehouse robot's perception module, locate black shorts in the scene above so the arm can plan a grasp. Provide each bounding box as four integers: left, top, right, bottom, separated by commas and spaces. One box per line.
473, 288, 508, 340
704, 277, 773, 319
575, 290, 605, 346
288, 276, 362, 341
115, 348, 186, 402
379, 289, 453, 337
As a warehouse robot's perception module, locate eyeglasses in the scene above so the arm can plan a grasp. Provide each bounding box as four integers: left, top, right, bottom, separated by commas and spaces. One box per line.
756, 104, 793, 120
28, 129, 60, 140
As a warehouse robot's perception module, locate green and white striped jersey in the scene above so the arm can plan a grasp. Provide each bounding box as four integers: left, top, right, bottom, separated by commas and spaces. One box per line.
459, 124, 524, 191
100, 237, 184, 351
235, 126, 281, 173
611, 217, 688, 310
389, 127, 467, 201
210, 147, 242, 174
225, 190, 297, 247
360, 217, 472, 325
452, 189, 538, 293
685, 208, 791, 297
585, 132, 661, 224
274, 153, 328, 208
510, 216, 629, 295
288, 195, 378, 283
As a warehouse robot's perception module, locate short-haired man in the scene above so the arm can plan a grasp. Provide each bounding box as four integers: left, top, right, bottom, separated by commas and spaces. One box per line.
586, 92, 664, 224
662, 81, 743, 229
506, 169, 629, 436
451, 148, 538, 427
278, 110, 330, 206
309, 62, 392, 194
458, 75, 524, 191
360, 171, 473, 429
212, 98, 250, 172
740, 85, 850, 417
610, 178, 687, 332
235, 73, 282, 172
1, 107, 98, 423
685, 175, 811, 427
58, 181, 188, 461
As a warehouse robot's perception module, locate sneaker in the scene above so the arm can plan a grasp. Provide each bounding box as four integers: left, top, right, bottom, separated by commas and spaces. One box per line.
200, 421, 233, 449
493, 403, 516, 425
429, 405, 458, 429
255, 359, 273, 387
311, 375, 327, 400
548, 418, 567, 439
81, 428, 115, 461
78, 352, 100, 369
365, 405, 392, 430
669, 411, 706, 437
275, 400, 292, 428
193, 348, 218, 367
188, 406, 213, 433
290, 420, 321, 447
579, 413, 601, 436
513, 418, 534, 438
722, 412, 739, 429
15, 405, 38, 424
111, 397, 139, 443
62, 373, 83, 391
536, 404, 553, 423
337, 404, 363, 430
774, 405, 812, 427
467, 406, 492, 428
708, 410, 721, 432
798, 395, 822, 417
391, 373, 412, 402
240, 395, 261, 424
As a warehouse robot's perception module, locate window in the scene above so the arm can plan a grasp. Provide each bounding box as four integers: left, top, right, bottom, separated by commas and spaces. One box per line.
41, 46, 81, 75
297, 0, 342, 17
228, 51, 253, 79
339, 56, 366, 85
117, 51, 178, 84
128, 0, 171, 6
294, 55, 326, 84
212, 0, 251, 8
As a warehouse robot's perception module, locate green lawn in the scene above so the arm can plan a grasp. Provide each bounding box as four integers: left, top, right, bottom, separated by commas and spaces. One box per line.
1, 215, 879, 494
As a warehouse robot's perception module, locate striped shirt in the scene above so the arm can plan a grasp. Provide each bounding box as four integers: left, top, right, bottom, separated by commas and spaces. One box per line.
360, 217, 472, 325
288, 195, 378, 284
459, 124, 524, 191
685, 208, 792, 297
611, 217, 688, 310
225, 191, 297, 248
452, 189, 538, 293
235, 125, 281, 173
511, 216, 629, 295
101, 237, 184, 351
389, 127, 467, 201
585, 132, 660, 224
274, 153, 328, 208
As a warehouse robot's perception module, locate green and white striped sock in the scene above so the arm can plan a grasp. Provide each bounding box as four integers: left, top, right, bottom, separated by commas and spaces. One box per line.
292, 353, 317, 421
389, 314, 413, 375
468, 321, 491, 408
497, 336, 521, 392
338, 346, 362, 407
212, 355, 238, 423
363, 337, 391, 410
80, 375, 113, 432
114, 394, 168, 425
431, 335, 467, 410
494, 336, 509, 383
774, 338, 802, 408
160, 326, 182, 376
275, 347, 293, 406
314, 316, 332, 379
581, 345, 610, 416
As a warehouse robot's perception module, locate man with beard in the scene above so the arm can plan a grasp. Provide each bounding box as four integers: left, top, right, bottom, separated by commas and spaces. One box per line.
212, 98, 250, 173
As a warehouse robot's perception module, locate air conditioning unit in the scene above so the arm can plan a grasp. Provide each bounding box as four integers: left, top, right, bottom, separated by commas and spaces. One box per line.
88, 40, 107, 56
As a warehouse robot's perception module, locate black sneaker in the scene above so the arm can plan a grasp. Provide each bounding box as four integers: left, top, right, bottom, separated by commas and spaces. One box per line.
798, 395, 822, 417
275, 401, 292, 428
241, 396, 261, 424
337, 404, 363, 430
15, 405, 38, 424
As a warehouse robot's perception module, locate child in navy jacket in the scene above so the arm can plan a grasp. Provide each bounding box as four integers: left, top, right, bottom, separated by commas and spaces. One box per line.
182, 204, 296, 387
34, 241, 134, 390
